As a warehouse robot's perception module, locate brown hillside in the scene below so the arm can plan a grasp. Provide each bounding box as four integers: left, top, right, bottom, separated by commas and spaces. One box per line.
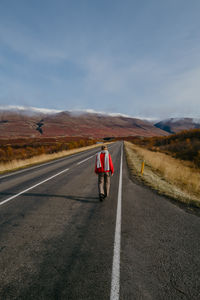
0, 110, 167, 138
155, 118, 200, 134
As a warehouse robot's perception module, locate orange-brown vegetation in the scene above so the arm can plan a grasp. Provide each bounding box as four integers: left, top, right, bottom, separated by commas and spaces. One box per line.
124, 129, 200, 167
0, 137, 97, 163
125, 141, 200, 207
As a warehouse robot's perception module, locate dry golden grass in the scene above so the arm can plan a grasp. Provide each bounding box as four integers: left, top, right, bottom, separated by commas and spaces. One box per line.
125, 141, 200, 207
0, 143, 108, 174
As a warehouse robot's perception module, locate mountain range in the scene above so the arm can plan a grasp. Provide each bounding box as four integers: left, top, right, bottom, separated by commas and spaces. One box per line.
0, 107, 199, 139
155, 118, 200, 134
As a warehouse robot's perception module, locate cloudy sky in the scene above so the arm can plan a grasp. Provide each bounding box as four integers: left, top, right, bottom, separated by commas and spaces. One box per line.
0, 0, 200, 119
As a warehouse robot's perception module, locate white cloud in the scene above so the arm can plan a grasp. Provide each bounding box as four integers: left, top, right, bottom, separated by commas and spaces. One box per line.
69, 108, 132, 118
1, 8, 200, 119
75, 51, 200, 119
192, 118, 200, 124
83, 56, 133, 98
158, 66, 200, 117
0, 23, 69, 62
0, 105, 158, 120
165, 67, 200, 104
0, 105, 62, 114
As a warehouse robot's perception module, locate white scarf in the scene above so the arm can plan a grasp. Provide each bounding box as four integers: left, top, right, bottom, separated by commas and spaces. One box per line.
97, 150, 110, 171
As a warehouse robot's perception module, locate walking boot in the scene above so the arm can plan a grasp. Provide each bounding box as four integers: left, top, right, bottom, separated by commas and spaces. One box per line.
99, 193, 104, 202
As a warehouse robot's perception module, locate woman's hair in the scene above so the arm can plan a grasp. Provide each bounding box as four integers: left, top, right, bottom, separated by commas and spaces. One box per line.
101, 145, 108, 150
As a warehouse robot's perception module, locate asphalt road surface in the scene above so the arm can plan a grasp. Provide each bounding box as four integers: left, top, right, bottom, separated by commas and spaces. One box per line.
0, 142, 200, 300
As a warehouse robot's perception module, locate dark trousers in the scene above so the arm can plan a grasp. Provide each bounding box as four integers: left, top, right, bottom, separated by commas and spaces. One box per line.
98, 172, 111, 196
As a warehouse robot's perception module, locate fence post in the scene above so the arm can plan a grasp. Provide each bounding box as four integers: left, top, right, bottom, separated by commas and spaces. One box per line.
141, 160, 145, 175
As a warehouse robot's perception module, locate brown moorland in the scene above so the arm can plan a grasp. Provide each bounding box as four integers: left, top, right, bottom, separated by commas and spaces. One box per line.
0, 110, 167, 138
124, 129, 200, 167
0, 137, 97, 164
124, 129, 200, 207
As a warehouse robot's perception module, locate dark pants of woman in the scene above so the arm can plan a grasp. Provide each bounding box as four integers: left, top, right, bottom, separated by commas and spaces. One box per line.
98, 172, 110, 197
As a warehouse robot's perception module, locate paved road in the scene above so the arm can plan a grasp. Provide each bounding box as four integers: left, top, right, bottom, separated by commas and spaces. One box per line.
0, 142, 200, 299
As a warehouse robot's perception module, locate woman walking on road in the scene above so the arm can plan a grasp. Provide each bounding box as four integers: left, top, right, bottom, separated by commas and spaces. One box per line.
95, 145, 114, 201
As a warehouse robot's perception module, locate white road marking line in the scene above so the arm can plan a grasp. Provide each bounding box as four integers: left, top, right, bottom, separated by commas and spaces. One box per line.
0, 168, 69, 207
0, 160, 64, 180
0, 143, 115, 180
0, 148, 101, 180
110, 144, 123, 300
77, 155, 94, 165
0, 143, 116, 206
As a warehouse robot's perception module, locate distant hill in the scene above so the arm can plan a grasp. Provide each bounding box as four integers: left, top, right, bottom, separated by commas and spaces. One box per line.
0, 109, 167, 138
154, 118, 200, 134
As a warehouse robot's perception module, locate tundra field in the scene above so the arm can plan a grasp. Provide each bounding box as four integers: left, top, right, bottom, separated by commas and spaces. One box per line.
124, 129, 200, 207
0, 137, 100, 173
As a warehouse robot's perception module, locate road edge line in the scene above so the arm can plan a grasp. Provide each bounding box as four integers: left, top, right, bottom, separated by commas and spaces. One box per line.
77, 155, 94, 165
110, 143, 123, 300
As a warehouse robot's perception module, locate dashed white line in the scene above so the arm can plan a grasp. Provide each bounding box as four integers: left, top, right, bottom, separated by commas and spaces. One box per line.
0, 143, 115, 180
0, 148, 99, 180
77, 155, 94, 165
0, 167, 69, 207
0, 143, 116, 207
110, 144, 123, 300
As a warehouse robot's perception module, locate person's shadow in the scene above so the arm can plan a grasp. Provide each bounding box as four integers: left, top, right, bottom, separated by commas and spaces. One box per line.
0, 192, 99, 204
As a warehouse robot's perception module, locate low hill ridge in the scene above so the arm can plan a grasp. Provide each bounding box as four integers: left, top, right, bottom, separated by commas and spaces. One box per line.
155, 118, 200, 134
0, 109, 167, 138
